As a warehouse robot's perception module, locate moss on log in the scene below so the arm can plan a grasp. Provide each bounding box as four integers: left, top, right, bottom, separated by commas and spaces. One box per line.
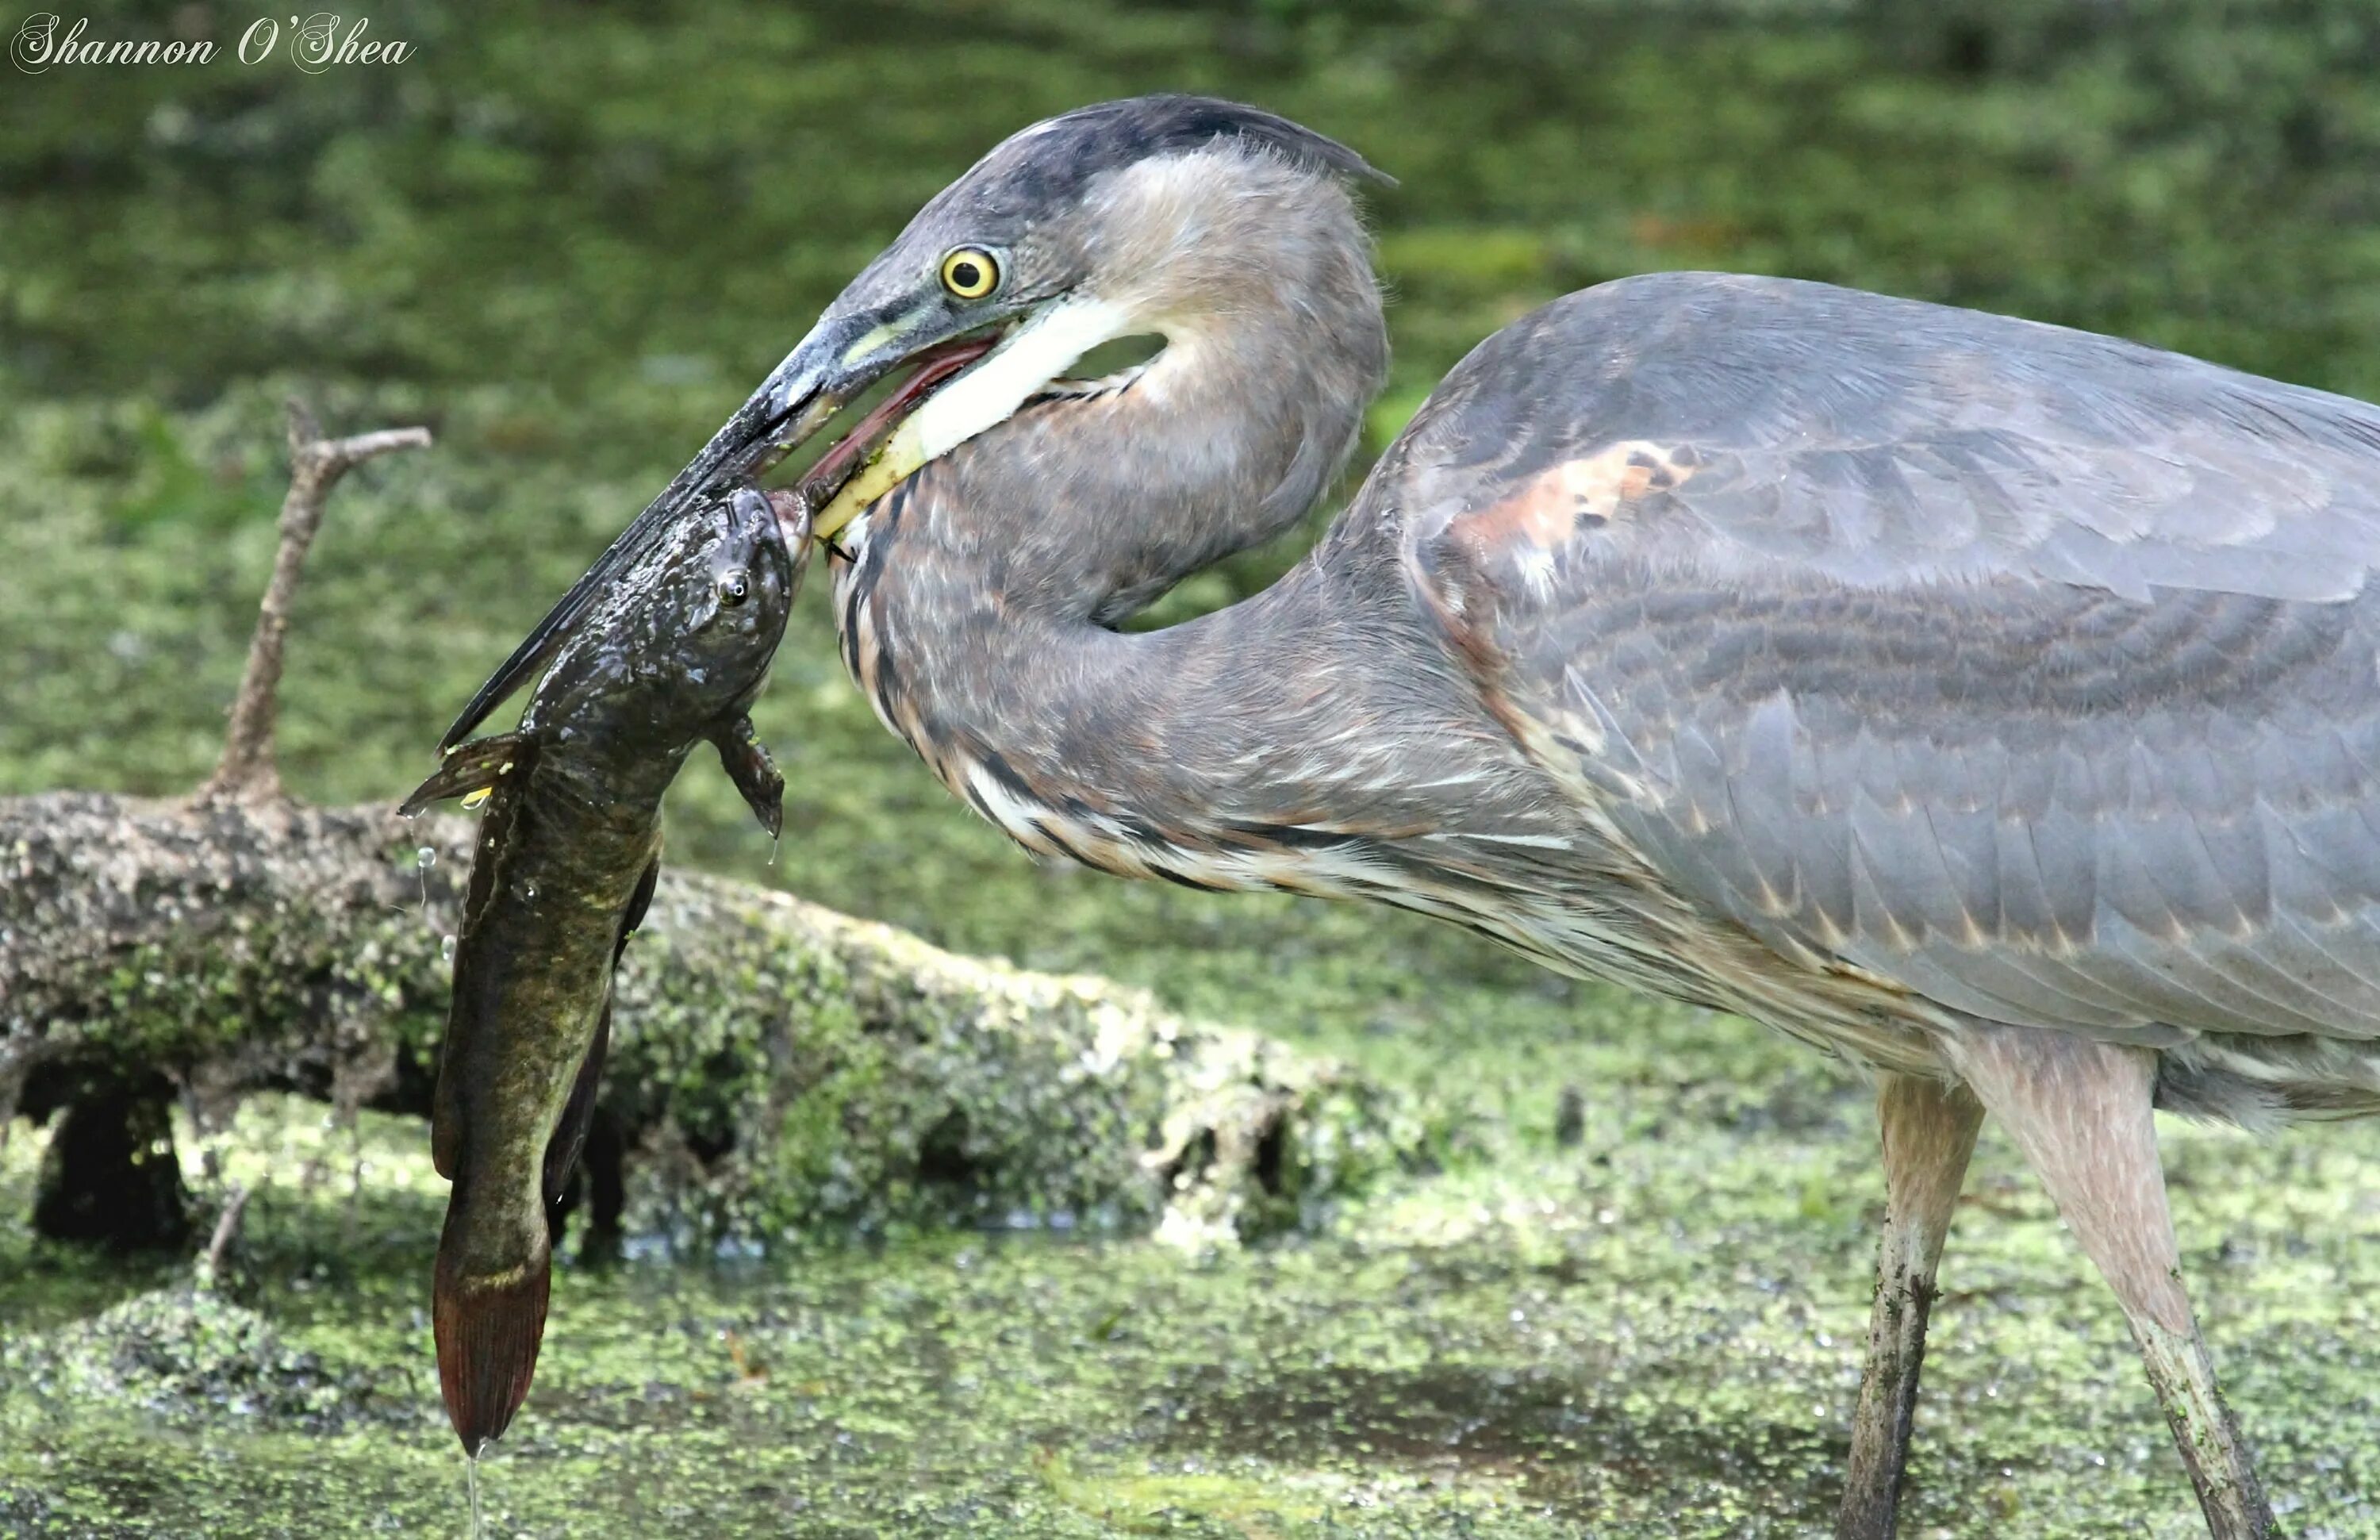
2, 402, 1447, 1251
2, 790, 1448, 1249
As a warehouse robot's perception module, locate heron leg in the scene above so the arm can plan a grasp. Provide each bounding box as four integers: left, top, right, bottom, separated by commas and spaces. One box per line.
1836, 1073, 1983, 1540
1944, 1023, 2275, 1540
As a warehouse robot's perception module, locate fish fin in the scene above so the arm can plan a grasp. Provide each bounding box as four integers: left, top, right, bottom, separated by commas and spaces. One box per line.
619, 855, 660, 950
401, 733, 536, 816
712, 716, 784, 837
538, 855, 652, 1212
541, 997, 612, 1213
432, 1236, 551, 1456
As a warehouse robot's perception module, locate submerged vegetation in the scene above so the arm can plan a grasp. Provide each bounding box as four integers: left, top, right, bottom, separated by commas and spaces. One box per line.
10, 0, 2380, 1533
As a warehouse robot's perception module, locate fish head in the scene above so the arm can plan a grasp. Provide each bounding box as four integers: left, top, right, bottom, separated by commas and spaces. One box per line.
526, 486, 804, 744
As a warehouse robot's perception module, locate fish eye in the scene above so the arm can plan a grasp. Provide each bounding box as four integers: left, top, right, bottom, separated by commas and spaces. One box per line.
939, 246, 1000, 301
717, 570, 750, 607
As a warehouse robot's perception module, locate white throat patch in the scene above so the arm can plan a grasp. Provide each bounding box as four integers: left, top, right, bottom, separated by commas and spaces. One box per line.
816, 295, 1134, 537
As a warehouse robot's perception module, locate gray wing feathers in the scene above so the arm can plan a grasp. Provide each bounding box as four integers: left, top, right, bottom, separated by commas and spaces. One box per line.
1389, 274, 2380, 1045
1399, 271, 2380, 605
1597, 678, 2380, 1043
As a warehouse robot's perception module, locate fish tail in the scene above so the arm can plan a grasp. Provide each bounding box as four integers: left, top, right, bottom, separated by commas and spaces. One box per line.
432, 1229, 551, 1455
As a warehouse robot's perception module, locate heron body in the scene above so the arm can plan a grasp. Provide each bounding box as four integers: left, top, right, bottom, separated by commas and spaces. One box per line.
840, 260, 2380, 1138
451, 94, 2380, 1537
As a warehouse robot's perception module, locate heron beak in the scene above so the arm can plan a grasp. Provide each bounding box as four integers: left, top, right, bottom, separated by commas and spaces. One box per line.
434, 364, 838, 750
681, 317, 1017, 545
436, 314, 958, 750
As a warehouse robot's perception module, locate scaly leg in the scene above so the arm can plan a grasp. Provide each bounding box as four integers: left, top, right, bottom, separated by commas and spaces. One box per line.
1837, 1073, 1983, 1540
1944, 1023, 2274, 1540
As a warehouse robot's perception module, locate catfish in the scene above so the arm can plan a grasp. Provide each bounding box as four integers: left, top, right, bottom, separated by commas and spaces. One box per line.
401, 484, 809, 1455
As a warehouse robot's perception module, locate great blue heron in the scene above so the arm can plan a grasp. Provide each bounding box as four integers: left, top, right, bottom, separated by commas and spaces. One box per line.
441, 95, 2380, 1538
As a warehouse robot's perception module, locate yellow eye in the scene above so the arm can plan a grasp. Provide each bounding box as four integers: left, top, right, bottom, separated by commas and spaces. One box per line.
939, 246, 1000, 301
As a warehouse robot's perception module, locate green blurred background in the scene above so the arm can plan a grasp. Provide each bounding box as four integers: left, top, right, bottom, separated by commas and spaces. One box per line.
8, 2, 2380, 1535
19, 0, 2380, 1024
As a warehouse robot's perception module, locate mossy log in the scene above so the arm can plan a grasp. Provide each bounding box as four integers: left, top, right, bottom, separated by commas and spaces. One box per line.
2, 402, 1442, 1253
2, 789, 1442, 1250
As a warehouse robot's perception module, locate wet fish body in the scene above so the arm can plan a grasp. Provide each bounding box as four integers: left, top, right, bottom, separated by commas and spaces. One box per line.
402, 485, 808, 1454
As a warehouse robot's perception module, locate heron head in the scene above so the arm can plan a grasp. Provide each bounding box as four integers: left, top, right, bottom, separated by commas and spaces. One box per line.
440, 94, 1384, 748
735, 94, 1390, 543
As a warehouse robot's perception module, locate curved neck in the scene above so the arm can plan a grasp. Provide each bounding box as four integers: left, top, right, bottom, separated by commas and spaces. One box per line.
828, 261, 1502, 881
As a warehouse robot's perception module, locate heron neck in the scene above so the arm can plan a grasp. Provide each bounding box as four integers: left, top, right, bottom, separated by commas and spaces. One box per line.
829, 289, 1500, 880
839, 523, 1477, 886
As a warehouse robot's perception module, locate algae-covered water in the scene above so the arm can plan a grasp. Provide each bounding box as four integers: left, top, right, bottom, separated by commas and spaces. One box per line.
10, 2, 2380, 1534
11, 1072, 2380, 1538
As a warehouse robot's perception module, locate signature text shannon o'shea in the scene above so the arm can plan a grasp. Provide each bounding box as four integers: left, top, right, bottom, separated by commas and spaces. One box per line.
13, 13, 413, 75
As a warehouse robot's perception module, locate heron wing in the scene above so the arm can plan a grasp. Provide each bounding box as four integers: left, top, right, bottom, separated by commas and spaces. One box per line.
1391, 273, 2380, 1043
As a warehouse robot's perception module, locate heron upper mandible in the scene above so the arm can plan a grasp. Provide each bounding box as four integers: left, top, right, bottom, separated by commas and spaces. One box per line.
446, 94, 2380, 1538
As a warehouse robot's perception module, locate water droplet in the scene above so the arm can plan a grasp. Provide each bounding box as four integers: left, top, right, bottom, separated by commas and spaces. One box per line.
416, 846, 436, 870
440, 935, 457, 963
522, 881, 539, 900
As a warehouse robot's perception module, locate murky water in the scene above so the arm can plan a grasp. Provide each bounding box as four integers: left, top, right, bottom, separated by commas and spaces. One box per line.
10, 1094, 2380, 1536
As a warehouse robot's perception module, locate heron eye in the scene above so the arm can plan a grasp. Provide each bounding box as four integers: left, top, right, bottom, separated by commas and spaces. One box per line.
717, 570, 750, 607
939, 246, 1000, 301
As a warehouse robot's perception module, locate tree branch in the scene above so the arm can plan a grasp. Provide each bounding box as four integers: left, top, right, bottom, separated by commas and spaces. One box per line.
198, 1184, 251, 1289
201, 399, 432, 805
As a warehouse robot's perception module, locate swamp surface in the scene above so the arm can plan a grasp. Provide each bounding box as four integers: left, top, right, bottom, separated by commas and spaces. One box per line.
8, 2, 2380, 1534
